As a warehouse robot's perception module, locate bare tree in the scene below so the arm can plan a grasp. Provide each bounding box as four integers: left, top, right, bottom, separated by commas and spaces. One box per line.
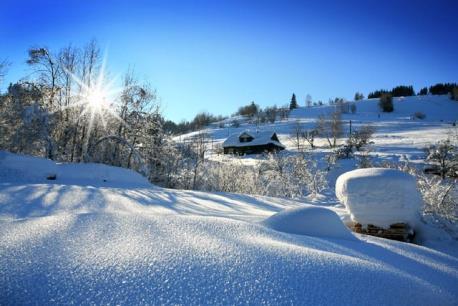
317, 111, 343, 147
27, 47, 60, 109
187, 132, 210, 189
291, 120, 305, 151
304, 129, 318, 149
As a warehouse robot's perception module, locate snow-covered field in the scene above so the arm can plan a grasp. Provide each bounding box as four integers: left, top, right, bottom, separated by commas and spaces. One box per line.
1, 151, 457, 305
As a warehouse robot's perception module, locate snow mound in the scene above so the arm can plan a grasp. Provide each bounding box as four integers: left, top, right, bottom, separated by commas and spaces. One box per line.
263, 206, 357, 241
0, 151, 57, 182
0, 151, 149, 187
336, 168, 422, 228
57, 163, 150, 187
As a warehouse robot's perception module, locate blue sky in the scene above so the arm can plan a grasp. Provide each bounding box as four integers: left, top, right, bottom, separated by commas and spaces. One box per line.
1, 0, 457, 122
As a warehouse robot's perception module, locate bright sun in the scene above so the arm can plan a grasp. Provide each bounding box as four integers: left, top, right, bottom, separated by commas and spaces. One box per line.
86, 87, 107, 112
63, 54, 126, 133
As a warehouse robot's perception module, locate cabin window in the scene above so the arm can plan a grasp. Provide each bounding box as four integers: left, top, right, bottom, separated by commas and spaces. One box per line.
239, 135, 253, 143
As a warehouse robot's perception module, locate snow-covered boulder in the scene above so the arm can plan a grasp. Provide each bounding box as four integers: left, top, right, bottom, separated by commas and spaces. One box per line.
336, 168, 422, 228
262, 206, 357, 241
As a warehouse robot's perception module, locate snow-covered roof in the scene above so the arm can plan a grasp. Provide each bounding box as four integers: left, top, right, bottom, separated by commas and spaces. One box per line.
222, 130, 285, 148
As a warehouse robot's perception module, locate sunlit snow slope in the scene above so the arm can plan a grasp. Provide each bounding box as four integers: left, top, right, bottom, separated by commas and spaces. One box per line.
1, 151, 457, 305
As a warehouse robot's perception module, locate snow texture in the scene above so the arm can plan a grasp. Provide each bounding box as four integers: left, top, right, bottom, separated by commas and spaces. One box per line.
262, 206, 357, 241
1, 152, 457, 305
336, 168, 423, 227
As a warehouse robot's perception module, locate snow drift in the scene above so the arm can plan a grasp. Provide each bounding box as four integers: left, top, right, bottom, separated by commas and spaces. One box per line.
263, 206, 357, 241
0, 151, 150, 187
336, 168, 422, 227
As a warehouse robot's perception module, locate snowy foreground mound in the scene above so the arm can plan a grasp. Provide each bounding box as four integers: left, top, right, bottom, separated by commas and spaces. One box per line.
1, 152, 457, 305
263, 206, 357, 241
336, 168, 422, 228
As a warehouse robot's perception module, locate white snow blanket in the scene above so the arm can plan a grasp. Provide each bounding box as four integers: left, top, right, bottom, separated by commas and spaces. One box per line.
1, 152, 457, 305
263, 206, 357, 241
336, 168, 422, 227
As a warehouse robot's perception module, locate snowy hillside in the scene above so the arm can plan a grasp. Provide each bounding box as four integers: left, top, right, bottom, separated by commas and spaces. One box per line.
182, 95, 458, 162
1, 152, 457, 305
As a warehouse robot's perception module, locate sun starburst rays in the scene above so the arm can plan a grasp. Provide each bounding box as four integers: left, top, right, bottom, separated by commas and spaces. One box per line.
61, 54, 128, 135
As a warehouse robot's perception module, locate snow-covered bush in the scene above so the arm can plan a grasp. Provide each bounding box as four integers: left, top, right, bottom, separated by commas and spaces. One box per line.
376, 161, 457, 233
258, 153, 327, 198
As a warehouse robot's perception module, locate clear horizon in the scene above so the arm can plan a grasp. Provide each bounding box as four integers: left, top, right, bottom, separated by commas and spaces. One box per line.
1, 0, 457, 122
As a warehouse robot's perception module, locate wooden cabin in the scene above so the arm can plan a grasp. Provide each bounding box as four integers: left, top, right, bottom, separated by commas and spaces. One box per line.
223, 131, 285, 155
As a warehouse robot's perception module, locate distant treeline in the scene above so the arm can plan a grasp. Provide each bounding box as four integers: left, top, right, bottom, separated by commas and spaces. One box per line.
368, 83, 457, 99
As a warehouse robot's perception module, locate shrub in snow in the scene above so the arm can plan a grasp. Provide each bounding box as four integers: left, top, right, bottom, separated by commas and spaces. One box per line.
336, 168, 422, 228
413, 111, 426, 120
348, 124, 375, 151
350, 103, 357, 114
379, 93, 394, 112
452, 87, 458, 101
263, 206, 357, 240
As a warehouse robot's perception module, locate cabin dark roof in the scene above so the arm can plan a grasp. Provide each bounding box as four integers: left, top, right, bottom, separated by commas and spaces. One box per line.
222, 130, 285, 148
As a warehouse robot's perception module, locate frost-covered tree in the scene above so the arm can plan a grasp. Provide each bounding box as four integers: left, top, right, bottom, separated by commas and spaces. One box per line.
425, 139, 458, 179
0, 83, 51, 156
418, 175, 457, 225
305, 94, 312, 108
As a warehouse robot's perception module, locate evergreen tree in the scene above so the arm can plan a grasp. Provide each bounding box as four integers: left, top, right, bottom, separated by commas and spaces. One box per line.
354, 92, 364, 101
368, 89, 389, 99
289, 93, 298, 110
391, 85, 415, 97
418, 87, 428, 95
429, 83, 458, 95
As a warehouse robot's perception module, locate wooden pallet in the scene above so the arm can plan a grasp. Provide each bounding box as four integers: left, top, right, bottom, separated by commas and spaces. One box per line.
350, 223, 415, 242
